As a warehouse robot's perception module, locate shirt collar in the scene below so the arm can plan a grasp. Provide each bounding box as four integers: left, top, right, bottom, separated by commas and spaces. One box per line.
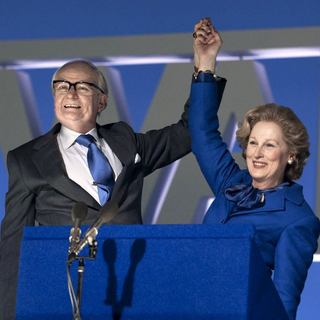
59, 125, 100, 149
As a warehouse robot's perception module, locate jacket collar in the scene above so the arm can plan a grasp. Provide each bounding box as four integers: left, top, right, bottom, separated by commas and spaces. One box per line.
31, 123, 137, 210
32, 124, 100, 209
227, 171, 304, 216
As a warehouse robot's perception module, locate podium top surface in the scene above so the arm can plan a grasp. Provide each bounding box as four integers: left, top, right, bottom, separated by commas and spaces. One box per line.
23, 224, 256, 240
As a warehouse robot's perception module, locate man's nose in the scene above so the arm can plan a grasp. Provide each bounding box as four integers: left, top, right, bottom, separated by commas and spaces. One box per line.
67, 85, 78, 96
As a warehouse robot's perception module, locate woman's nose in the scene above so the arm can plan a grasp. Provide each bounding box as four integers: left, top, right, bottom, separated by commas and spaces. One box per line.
253, 145, 264, 158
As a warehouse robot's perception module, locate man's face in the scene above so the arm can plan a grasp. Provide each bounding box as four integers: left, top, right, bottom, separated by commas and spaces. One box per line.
53, 62, 107, 133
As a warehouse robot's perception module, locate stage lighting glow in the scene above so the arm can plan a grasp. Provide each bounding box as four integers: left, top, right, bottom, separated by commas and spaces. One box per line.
1, 47, 319, 70
242, 47, 320, 60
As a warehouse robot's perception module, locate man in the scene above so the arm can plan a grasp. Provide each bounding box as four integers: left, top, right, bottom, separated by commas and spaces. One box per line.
0, 59, 191, 319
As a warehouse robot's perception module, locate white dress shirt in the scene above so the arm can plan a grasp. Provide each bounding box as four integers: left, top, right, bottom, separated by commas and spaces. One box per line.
57, 125, 123, 205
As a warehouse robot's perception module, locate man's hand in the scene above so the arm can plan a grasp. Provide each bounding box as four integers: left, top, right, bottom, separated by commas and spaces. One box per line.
193, 18, 222, 73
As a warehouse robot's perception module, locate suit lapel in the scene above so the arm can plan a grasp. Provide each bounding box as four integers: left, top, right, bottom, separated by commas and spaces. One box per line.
32, 125, 100, 209
31, 123, 139, 212
97, 124, 136, 166
97, 124, 139, 210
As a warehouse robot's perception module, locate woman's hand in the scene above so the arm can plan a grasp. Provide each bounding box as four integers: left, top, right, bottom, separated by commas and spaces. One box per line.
193, 18, 222, 73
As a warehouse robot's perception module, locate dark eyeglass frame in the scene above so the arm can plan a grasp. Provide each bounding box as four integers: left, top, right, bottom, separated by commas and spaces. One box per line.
52, 80, 105, 94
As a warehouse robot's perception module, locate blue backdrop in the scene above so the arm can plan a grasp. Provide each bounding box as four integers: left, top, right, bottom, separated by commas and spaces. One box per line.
0, 2, 319, 318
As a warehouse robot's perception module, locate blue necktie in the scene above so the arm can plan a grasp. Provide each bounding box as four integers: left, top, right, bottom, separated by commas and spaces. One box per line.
76, 134, 114, 205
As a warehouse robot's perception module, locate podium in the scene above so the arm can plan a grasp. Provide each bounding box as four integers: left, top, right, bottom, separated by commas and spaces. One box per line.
16, 225, 288, 319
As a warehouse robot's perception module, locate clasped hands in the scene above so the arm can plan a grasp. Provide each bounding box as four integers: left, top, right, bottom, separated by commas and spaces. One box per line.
193, 17, 222, 73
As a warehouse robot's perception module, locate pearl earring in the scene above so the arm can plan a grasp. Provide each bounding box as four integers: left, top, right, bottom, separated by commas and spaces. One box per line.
288, 159, 293, 165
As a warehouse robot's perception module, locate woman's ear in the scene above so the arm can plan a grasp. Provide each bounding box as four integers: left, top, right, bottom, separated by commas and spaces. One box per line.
288, 153, 295, 165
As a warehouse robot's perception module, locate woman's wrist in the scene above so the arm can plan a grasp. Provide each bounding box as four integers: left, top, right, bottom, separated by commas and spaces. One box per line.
194, 56, 217, 76
198, 63, 215, 73
193, 69, 217, 80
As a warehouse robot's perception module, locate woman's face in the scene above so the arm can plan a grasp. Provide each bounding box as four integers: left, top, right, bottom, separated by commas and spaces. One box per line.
246, 121, 293, 189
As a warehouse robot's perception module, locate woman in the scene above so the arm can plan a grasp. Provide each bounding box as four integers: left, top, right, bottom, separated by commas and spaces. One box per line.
190, 18, 320, 320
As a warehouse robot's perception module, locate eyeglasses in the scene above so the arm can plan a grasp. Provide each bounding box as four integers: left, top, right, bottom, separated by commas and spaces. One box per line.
52, 80, 105, 96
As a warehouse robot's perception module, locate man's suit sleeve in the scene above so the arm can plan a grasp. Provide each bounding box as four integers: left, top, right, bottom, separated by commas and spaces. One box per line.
134, 98, 191, 176
0, 150, 36, 320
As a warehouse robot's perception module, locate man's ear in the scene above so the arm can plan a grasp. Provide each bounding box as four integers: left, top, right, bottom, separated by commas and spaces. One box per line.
98, 94, 108, 112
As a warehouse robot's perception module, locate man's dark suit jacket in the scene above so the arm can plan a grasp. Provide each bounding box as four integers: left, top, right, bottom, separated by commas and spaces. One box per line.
0, 110, 190, 319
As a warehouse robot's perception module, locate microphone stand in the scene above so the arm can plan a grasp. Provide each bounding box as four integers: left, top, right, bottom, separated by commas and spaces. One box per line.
67, 238, 98, 320
76, 239, 98, 309
76, 258, 84, 311
67, 201, 118, 320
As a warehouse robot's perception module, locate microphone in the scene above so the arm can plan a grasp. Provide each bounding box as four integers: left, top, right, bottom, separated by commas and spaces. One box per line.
69, 202, 88, 253
68, 201, 119, 262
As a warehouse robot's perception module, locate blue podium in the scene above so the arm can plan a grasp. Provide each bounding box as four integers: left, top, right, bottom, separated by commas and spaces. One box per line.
16, 225, 288, 319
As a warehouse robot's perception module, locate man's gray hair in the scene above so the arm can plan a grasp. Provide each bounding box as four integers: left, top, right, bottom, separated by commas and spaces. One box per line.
51, 59, 108, 95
